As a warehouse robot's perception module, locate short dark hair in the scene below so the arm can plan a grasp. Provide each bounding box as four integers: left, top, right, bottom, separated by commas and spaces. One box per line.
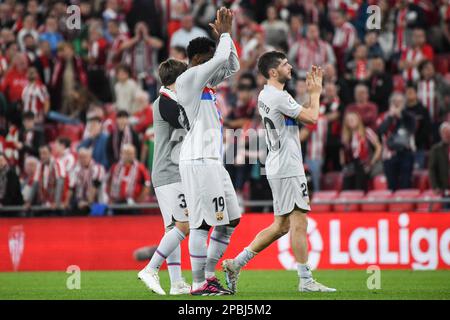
418, 59, 433, 74
158, 58, 188, 86
257, 51, 287, 79
116, 110, 129, 118
405, 81, 417, 91
23, 111, 35, 120
172, 45, 187, 58
116, 64, 131, 76
57, 137, 71, 149
187, 37, 216, 62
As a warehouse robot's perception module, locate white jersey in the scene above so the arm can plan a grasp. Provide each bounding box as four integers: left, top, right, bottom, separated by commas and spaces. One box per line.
176, 33, 239, 161
258, 84, 305, 179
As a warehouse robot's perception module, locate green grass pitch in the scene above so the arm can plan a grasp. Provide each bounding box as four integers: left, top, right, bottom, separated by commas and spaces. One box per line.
1, 270, 449, 300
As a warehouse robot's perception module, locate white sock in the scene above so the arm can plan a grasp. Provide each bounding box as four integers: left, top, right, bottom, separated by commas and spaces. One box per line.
189, 228, 209, 287
205, 226, 234, 279
234, 247, 257, 268
297, 263, 312, 279
145, 227, 185, 271
167, 244, 182, 285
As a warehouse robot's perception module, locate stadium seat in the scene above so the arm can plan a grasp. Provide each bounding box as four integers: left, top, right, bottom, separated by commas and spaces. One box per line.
416, 190, 443, 212
413, 170, 430, 191
373, 175, 388, 190
321, 172, 343, 192
393, 74, 405, 92
333, 190, 365, 212
311, 191, 338, 212
58, 123, 84, 141
388, 189, 421, 212
361, 190, 393, 212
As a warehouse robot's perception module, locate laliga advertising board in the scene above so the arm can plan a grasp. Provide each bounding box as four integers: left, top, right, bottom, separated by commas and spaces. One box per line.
0, 212, 449, 271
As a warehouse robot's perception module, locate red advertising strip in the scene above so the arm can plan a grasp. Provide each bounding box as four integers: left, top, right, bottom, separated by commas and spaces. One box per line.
0, 212, 449, 272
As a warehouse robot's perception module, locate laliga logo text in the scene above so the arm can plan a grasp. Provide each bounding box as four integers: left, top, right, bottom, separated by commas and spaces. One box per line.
66, 265, 81, 290
330, 213, 450, 269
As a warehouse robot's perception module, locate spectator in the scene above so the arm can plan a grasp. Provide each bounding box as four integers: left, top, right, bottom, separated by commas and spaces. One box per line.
368, 57, 393, 113
71, 147, 105, 214
341, 112, 382, 191
51, 42, 88, 115
378, 93, 416, 191
405, 82, 432, 169
131, 90, 153, 135
0, 53, 28, 104
261, 5, 289, 48
121, 22, 163, 101
114, 64, 139, 112
105, 19, 129, 79
27, 145, 69, 210
17, 15, 39, 51
225, 73, 257, 129
428, 122, 450, 194
287, 14, 304, 48
345, 84, 379, 130
300, 107, 328, 192
169, 45, 188, 63
322, 82, 343, 172
54, 137, 76, 189
36, 40, 54, 86
0, 153, 23, 206
170, 14, 209, 49
107, 110, 140, 165
346, 44, 370, 82
417, 60, 450, 127
364, 30, 385, 59
16, 111, 45, 166
398, 28, 434, 82
39, 16, 63, 56
329, 8, 357, 72
288, 23, 336, 79
86, 22, 112, 103
21, 155, 38, 204
78, 115, 110, 169
106, 143, 150, 207
21, 67, 50, 123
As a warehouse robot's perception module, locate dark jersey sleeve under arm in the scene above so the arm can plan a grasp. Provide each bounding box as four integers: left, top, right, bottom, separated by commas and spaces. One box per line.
160, 96, 183, 129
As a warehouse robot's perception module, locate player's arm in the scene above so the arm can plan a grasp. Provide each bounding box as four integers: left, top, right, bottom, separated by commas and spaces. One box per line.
296, 66, 323, 125
191, 8, 234, 90
208, 38, 240, 86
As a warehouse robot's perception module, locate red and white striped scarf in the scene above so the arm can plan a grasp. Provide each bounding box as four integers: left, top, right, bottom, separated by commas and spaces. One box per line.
395, 8, 407, 53
402, 48, 423, 82
21, 81, 49, 121
35, 159, 63, 203
74, 160, 103, 201
296, 39, 328, 73
112, 125, 132, 162
306, 111, 328, 161
418, 79, 437, 121
110, 160, 139, 200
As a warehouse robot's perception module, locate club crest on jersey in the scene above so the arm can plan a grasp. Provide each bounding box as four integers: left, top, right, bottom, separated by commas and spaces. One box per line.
216, 211, 224, 221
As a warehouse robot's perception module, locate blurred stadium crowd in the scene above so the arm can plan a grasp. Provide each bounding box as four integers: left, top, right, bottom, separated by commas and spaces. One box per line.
0, 0, 449, 214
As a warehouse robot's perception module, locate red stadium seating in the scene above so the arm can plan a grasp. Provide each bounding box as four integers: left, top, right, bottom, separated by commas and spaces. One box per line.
321, 172, 343, 192
333, 190, 365, 212
413, 170, 430, 191
373, 175, 389, 190
361, 190, 393, 212
416, 190, 443, 212
57, 123, 84, 142
311, 191, 338, 212
388, 189, 421, 212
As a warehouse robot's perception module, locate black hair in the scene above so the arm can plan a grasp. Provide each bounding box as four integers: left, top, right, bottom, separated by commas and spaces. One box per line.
57, 137, 72, 149
187, 37, 216, 62
172, 45, 187, 58
116, 64, 131, 77
405, 81, 417, 91
257, 51, 287, 79
116, 110, 130, 118
418, 59, 433, 74
158, 58, 188, 86
23, 111, 35, 120
238, 72, 257, 89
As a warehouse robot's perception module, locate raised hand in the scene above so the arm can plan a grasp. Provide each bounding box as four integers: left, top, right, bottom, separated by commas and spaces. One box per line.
209, 7, 233, 38
306, 65, 323, 95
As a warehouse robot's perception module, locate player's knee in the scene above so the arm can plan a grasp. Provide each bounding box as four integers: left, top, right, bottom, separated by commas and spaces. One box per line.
175, 221, 190, 236
274, 220, 290, 237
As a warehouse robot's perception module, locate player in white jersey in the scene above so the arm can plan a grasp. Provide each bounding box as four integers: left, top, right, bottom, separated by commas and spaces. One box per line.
175, 7, 241, 295
223, 51, 336, 293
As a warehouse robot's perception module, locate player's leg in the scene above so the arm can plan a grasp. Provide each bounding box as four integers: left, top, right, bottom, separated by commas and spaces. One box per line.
222, 214, 290, 292
205, 166, 241, 291
138, 183, 189, 295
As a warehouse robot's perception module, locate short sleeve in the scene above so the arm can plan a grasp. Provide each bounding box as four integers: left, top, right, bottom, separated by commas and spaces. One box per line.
276, 93, 302, 119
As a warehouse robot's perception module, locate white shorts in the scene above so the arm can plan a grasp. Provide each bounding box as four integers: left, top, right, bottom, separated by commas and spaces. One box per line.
268, 175, 311, 216
179, 159, 242, 229
154, 182, 189, 228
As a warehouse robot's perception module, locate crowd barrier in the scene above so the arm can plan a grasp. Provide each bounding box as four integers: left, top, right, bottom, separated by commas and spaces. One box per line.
1, 212, 449, 272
